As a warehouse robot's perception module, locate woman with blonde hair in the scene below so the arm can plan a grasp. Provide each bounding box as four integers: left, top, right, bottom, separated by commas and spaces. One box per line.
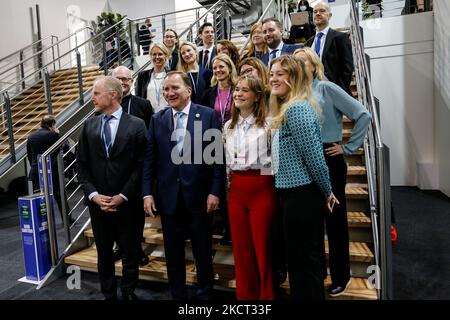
177, 41, 212, 104
201, 53, 238, 128
223, 75, 277, 300
135, 43, 170, 113
269, 55, 337, 300
240, 22, 268, 61
294, 47, 371, 297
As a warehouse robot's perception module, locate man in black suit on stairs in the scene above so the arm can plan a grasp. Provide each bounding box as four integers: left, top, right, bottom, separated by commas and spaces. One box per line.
77, 76, 147, 300
306, 1, 354, 94
112, 66, 154, 267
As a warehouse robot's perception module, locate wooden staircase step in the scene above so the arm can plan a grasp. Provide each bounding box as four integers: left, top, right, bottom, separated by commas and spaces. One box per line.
346, 186, 368, 199
325, 240, 373, 263
324, 276, 377, 300
347, 211, 371, 228
347, 165, 367, 175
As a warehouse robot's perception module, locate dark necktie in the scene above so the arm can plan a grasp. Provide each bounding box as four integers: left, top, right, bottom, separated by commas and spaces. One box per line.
269, 49, 279, 63
203, 49, 209, 68
315, 32, 324, 56
102, 115, 113, 157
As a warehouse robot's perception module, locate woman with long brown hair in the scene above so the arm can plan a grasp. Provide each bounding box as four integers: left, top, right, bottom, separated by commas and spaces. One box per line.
240, 22, 268, 61
217, 39, 241, 70
224, 75, 276, 300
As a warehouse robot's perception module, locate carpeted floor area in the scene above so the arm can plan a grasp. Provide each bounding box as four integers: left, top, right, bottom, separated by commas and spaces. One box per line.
0, 186, 448, 300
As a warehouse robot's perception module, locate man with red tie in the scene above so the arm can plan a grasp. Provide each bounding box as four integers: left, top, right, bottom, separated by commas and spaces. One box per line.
198, 22, 217, 71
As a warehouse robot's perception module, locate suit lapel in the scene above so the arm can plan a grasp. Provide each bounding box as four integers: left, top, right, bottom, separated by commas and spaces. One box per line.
109, 112, 129, 157
322, 29, 336, 59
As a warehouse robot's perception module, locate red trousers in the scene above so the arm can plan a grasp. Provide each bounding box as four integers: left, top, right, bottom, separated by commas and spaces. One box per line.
228, 170, 277, 300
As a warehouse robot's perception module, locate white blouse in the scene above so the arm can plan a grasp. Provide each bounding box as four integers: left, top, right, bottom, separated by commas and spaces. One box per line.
223, 115, 273, 174
146, 70, 169, 113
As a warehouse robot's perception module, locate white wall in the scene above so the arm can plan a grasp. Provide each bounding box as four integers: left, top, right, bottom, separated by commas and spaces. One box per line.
361, 12, 436, 187
310, 0, 351, 28
434, 0, 450, 197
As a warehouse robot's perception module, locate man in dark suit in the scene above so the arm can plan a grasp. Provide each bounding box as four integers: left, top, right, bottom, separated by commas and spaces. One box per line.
262, 17, 303, 66
112, 65, 154, 266
142, 71, 224, 300
26, 115, 70, 222
137, 18, 155, 55
198, 22, 217, 71
77, 76, 147, 300
306, 1, 354, 94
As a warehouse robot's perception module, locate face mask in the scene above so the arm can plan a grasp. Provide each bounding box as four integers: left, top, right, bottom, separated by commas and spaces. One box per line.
300, 5, 307, 11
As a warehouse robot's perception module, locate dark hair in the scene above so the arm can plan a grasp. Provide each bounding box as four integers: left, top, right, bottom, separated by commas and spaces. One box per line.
261, 17, 282, 30
164, 28, 179, 48
165, 71, 193, 90
199, 22, 214, 34
217, 40, 240, 70
41, 115, 56, 129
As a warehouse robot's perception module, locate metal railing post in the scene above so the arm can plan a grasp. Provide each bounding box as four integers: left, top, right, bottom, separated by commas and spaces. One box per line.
128, 20, 134, 63
76, 50, 84, 104
41, 154, 58, 266
19, 50, 25, 90
101, 35, 108, 75
51, 36, 56, 72
56, 37, 61, 69
56, 150, 71, 246
116, 27, 122, 65
3, 92, 16, 163
43, 69, 53, 115
196, 9, 200, 33
162, 15, 166, 34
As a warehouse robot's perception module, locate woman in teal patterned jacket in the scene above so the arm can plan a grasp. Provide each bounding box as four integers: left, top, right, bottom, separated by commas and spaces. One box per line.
269, 55, 338, 300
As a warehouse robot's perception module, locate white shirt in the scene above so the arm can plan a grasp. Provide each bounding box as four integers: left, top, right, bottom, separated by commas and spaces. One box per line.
311, 26, 330, 59
223, 115, 273, 174
147, 70, 169, 113
268, 41, 285, 64
201, 45, 214, 68
89, 106, 128, 202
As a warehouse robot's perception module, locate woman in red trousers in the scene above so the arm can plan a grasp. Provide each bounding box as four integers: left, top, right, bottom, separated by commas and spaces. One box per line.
223, 75, 277, 300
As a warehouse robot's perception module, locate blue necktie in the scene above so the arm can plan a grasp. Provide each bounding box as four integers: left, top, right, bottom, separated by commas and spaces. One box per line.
175, 112, 186, 154
102, 115, 113, 157
269, 49, 279, 63
315, 32, 324, 56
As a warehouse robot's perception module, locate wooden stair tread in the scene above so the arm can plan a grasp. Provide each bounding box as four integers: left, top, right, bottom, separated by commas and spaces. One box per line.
325, 240, 373, 262
347, 211, 371, 227
346, 186, 368, 198
65, 247, 377, 299
347, 165, 367, 175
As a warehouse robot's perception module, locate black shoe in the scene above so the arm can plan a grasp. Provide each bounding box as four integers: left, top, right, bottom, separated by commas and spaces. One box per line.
113, 249, 121, 262
122, 292, 139, 300
327, 278, 352, 297
139, 253, 149, 266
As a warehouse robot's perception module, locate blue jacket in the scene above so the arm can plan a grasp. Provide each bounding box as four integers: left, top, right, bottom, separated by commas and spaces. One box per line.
141, 103, 225, 215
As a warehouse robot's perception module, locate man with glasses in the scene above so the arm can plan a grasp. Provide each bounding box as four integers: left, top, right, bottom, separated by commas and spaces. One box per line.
111, 66, 153, 267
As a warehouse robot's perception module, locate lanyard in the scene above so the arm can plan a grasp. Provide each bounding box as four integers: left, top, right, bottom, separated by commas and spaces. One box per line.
217, 87, 232, 126
188, 72, 199, 96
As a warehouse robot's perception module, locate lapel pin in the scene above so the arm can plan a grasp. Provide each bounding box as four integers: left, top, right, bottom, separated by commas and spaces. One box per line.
195, 113, 200, 118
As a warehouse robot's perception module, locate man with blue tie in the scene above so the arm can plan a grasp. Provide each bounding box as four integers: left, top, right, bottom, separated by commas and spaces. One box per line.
261, 17, 303, 66
142, 71, 225, 300
306, 1, 354, 94
77, 77, 148, 300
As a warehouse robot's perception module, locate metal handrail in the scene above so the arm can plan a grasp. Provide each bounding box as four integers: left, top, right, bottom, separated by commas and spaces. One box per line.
0, 35, 56, 63
239, 0, 276, 54
349, 0, 391, 299
178, 0, 227, 38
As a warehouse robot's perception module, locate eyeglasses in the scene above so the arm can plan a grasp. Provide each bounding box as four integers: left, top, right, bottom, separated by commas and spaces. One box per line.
164, 35, 176, 39
115, 77, 132, 82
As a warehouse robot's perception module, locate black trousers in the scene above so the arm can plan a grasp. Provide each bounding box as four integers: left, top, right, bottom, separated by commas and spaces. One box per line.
89, 203, 140, 299
279, 184, 325, 300
323, 149, 350, 286
160, 193, 214, 300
